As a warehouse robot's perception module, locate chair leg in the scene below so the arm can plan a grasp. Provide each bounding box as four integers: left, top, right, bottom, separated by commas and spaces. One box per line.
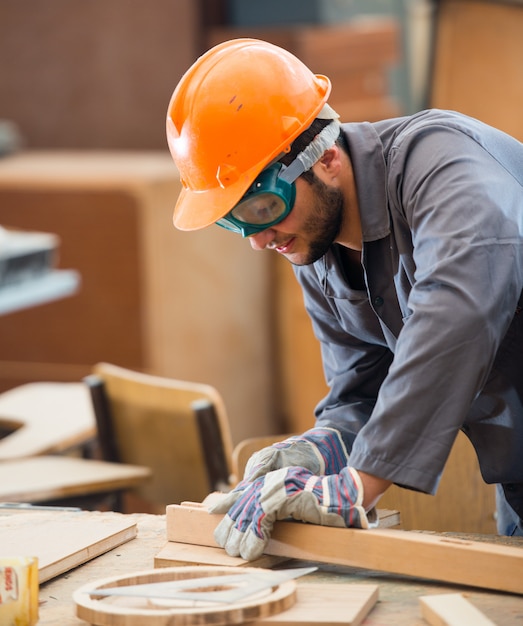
193, 399, 231, 492
83, 375, 120, 463
82, 375, 125, 512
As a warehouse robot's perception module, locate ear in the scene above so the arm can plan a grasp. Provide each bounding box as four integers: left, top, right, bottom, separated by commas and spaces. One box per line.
314, 145, 342, 180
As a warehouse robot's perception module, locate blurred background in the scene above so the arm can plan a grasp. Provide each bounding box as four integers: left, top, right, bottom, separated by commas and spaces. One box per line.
0, 0, 521, 445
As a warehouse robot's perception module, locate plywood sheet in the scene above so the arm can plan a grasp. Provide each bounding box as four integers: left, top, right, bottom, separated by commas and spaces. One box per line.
0, 510, 137, 582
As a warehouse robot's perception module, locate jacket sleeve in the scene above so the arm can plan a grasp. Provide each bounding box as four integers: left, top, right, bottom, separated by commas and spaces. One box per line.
348, 123, 523, 493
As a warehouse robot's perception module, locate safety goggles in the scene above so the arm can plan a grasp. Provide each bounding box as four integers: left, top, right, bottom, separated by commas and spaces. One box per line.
216, 163, 297, 237
216, 118, 342, 238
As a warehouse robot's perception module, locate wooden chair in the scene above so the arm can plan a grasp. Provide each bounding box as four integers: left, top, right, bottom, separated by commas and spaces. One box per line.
84, 362, 234, 513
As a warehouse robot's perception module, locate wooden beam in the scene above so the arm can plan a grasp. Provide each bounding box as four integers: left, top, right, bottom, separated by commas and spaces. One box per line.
166, 504, 523, 595
419, 593, 496, 626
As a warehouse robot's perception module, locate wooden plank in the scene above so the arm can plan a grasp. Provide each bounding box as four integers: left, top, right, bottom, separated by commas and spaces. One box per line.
187, 499, 401, 528
257, 583, 379, 626
419, 593, 496, 626
0, 455, 151, 502
154, 541, 290, 569
0, 510, 137, 583
0, 382, 96, 460
166, 504, 523, 595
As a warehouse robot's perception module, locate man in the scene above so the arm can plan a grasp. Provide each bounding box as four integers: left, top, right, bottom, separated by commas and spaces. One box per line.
166, 39, 523, 560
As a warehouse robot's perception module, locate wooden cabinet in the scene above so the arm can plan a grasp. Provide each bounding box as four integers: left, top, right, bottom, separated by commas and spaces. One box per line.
0, 151, 276, 444
430, 0, 523, 141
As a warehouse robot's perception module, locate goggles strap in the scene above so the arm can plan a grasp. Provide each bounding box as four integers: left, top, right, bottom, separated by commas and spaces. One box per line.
279, 120, 342, 184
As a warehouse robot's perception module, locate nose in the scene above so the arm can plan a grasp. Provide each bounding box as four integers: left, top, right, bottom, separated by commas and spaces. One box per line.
248, 229, 275, 251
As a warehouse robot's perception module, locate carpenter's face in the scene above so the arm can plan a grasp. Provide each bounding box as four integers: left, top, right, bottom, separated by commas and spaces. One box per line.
247, 173, 344, 266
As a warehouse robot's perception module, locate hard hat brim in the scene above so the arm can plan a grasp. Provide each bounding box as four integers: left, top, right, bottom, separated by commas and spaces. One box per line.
173, 169, 255, 231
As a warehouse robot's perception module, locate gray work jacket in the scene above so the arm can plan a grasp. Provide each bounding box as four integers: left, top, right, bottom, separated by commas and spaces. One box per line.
294, 109, 523, 515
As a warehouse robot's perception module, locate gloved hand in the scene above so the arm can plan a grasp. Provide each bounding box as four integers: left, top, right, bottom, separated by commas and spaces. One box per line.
208, 465, 378, 561
244, 427, 350, 482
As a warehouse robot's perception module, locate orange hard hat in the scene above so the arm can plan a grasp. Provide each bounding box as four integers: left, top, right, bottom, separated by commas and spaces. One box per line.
166, 38, 331, 231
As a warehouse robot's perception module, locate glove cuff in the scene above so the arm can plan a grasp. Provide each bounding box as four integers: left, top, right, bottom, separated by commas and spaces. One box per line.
344, 467, 379, 529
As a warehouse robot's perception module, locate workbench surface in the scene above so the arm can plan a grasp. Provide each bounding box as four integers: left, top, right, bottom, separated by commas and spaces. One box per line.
37, 512, 523, 625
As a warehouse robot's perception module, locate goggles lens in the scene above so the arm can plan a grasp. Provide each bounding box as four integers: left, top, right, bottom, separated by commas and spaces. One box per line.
216, 163, 296, 237
232, 192, 286, 225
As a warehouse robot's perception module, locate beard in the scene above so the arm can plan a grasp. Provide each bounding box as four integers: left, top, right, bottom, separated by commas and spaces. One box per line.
292, 173, 344, 266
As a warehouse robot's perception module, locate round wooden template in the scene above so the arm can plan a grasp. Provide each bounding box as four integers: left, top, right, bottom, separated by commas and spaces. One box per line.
73, 566, 297, 625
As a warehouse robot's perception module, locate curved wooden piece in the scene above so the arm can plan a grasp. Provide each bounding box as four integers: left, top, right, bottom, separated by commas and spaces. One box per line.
74, 566, 296, 626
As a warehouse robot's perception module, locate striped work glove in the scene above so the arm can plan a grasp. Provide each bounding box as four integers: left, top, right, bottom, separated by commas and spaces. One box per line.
209, 465, 378, 561
244, 427, 350, 481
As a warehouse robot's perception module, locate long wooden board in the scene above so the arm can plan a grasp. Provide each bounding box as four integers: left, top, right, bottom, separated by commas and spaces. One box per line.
166, 503, 523, 595
0, 510, 137, 582
154, 507, 398, 569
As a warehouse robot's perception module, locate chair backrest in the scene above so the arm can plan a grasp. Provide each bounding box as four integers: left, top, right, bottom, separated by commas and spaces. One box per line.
84, 362, 234, 510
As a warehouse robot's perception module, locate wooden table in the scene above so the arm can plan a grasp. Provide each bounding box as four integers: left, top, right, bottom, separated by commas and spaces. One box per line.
0, 381, 96, 460
0, 456, 151, 504
34, 512, 523, 625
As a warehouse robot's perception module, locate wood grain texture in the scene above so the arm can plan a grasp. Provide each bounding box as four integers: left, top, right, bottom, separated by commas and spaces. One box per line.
167, 504, 523, 595
0, 511, 137, 583
419, 593, 496, 626
36, 512, 523, 626
74, 566, 297, 626
74, 566, 378, 626
258, 583, 378, 626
